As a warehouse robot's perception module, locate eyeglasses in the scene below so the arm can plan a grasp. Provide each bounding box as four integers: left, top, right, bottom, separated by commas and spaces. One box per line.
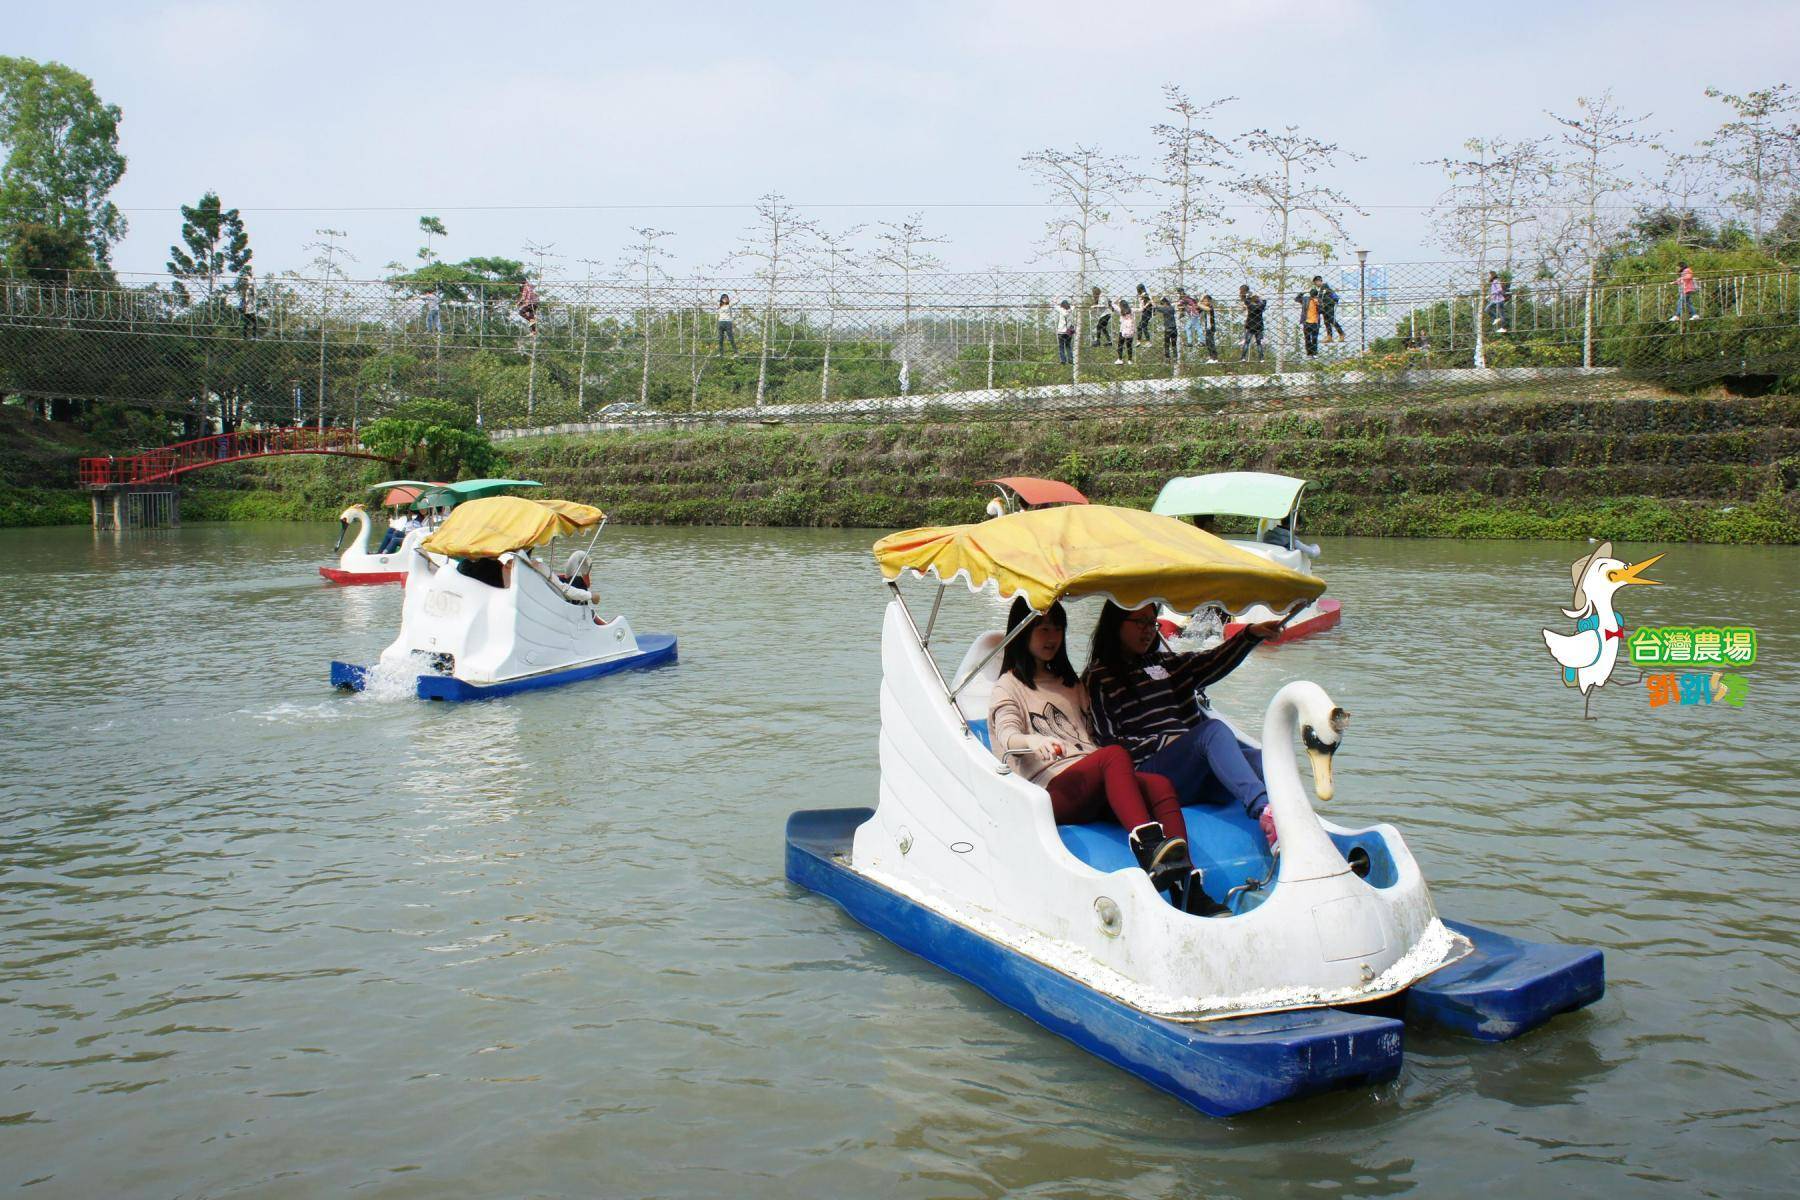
1122, 614, 1159, 629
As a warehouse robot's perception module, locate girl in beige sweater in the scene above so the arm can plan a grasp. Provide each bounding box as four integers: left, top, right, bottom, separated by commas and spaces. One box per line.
988, 599, 1207, 908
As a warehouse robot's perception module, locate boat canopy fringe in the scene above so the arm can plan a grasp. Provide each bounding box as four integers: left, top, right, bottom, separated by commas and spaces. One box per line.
420, 496, 605, 559
873, 504, 1325, 616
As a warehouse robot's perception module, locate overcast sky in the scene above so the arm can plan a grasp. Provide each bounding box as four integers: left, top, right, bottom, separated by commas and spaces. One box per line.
10, 0, 1797, 283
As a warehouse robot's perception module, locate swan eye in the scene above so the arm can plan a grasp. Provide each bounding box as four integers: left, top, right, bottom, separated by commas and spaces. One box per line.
1301, 725, 1337, 754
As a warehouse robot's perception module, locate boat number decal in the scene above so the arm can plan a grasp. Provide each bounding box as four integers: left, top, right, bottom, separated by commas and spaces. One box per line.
424, 591, 462, 618
950, 841, 974, 854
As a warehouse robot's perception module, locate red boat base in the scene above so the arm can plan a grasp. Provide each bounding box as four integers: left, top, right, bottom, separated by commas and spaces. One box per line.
319, 566, 407, 586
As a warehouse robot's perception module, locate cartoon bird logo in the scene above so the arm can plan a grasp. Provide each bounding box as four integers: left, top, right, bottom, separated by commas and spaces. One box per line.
1541, 541, 1663, 719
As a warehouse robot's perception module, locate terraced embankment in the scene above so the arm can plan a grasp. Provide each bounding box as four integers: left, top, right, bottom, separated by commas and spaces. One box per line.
5, 391, 1796, 540
499, 391, 1799, 542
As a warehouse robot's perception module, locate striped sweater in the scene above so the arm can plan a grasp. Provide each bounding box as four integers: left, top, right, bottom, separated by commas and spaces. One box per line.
1084, 633, 1260, 764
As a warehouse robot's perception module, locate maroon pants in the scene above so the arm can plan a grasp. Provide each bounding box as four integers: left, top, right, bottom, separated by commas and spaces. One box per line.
1046, 745, 1187, 841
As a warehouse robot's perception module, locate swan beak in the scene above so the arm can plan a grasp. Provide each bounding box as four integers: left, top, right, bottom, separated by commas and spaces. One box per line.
1307, 747, 1335, 803
1607, 554, 1663, 587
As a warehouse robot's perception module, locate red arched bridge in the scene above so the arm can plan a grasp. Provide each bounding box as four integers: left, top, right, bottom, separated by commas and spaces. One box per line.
79, 427, 399, 487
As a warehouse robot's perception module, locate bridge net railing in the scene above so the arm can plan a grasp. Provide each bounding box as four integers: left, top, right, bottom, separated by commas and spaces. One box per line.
3, 259, 1798, 435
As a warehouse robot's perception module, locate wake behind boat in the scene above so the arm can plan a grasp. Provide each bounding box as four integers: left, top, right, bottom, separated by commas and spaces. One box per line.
330, 494, 675, 700
786, 505, 1600, 1116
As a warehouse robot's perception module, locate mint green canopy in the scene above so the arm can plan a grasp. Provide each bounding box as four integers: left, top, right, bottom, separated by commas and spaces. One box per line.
413, 478, 542, 510
1151, 472, 1307, 521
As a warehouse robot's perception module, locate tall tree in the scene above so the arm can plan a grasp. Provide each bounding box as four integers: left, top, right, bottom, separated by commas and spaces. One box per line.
1702, 84, 1800, 246
418, 215, 447, 264
1225, 126, 1363, 371
871, 212, 947, 396
1147, 87, 1234, 296
1548, 91, 1651, 368
728, 193, 815, 407
1427, 138, 1548, 367
620, 227, 673, 407
1019, 144, 1135, 382
0, 57, 126, 271
804, 223, 864, 403
167, 191, 251, 308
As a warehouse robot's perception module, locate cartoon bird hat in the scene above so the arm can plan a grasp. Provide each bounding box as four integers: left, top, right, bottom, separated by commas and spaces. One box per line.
1569, 540, 1612, 611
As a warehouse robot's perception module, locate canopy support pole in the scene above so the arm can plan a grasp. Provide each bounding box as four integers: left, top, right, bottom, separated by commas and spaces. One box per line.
920, 582, 946, 646
888, 581, 971, 736
948, 617, 1031, 701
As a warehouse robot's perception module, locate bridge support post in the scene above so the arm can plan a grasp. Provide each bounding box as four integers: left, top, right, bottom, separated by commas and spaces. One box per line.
90, 485, 180, 530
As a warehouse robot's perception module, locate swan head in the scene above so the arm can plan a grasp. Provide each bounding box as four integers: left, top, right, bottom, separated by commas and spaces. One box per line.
338, 504, 365, 523
1296, 690, 1350, 803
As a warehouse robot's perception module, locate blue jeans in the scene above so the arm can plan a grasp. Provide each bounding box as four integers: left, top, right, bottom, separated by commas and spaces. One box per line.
1675, 292, 1695, 318
1138, 717, 1268, 817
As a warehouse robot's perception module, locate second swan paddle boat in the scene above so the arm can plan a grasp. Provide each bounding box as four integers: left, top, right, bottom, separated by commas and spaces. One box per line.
786, 505, 1601, 1116
330, 495, 675, 700
319, 482, 441, 585
1152, 471, 1341, 643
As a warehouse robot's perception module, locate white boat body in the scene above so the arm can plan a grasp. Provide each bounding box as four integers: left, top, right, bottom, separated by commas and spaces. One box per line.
848, 599, 1464, 1020
333, 506, 429, 578
380, 547, 642, 685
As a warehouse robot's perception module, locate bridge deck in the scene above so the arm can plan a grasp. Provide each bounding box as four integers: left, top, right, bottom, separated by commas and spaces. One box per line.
79, 428, 392, 487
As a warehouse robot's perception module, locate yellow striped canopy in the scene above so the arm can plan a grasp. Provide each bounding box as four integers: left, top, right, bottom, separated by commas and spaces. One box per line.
873, 504, 1325, 615
419, 496, 605, 559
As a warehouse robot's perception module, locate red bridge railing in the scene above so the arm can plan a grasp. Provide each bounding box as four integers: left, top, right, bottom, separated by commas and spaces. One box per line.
79, 427, 393, 486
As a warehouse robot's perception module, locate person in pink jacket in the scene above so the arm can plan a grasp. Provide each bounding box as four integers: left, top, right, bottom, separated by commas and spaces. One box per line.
987, 598, 1225, 914
1672, 263, 1699, 321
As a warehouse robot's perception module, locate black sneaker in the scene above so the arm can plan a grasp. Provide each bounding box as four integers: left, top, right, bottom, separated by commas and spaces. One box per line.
1179, 869, 1232, 917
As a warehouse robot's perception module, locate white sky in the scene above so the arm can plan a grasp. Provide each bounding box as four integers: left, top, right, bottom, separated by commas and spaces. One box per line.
9, 0, 1798, 282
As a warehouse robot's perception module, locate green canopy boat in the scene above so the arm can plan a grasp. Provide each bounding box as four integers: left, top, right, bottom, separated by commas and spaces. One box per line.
412, 478, 543, 511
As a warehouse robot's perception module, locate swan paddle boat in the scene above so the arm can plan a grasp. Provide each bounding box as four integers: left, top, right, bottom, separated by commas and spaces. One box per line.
320, 482, 442, 585
981, 476, 1089, 520
330, 494, 675, 700
1151, 472, 1341, 643
786, 505, 1602, 1116
319, 478, 544, 585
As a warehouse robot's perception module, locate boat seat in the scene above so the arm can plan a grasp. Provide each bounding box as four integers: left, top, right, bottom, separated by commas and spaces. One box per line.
1060, 804, 1273, 894
969, 718, 990, 749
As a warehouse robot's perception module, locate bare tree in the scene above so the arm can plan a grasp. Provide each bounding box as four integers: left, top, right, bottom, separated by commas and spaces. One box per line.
302, 227, 353, 429
1019, 144, 1135, 382
1147, 86, 1235, 294
1549, 91, 1651, 367
728, 193, 816, 407
522, 238, 561, 418
620, 227, 673, 407
804, 223, 864, 403
1225, 127, 1363, 371
1643, 144, 1721, 246
1428, 137, 1552, 367
1702, 84, 1800, 245
871, 211, 947, 396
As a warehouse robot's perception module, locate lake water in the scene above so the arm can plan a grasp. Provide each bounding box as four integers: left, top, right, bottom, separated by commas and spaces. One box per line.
1, 523, 1794, 1198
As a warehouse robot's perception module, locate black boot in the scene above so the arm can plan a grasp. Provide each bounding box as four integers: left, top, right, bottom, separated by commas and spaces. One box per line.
1128, 822, 1166, 874
1177, 868, 1231, 917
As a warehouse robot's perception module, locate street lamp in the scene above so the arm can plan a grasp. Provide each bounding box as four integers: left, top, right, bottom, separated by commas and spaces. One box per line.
1356, 249, 1369, 355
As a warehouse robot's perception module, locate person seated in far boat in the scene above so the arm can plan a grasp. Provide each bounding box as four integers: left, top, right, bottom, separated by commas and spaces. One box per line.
554, 550, 606, 622
377, 510, 407, 554
1259, 514, 1321, 557
1086, 602, 1284, 850
988, 598, 1227, 916
456, 555, 509, 589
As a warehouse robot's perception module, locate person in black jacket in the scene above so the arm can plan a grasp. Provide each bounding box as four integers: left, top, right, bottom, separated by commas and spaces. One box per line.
1315, 276, 1346, 343
1156, 296, 1179, 358
1238, 285, 1266, 362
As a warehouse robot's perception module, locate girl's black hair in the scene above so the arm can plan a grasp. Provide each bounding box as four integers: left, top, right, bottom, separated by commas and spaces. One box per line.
1088, 600, 1156, 676
1001, 597, 1076, 687
720, 293, 731, 303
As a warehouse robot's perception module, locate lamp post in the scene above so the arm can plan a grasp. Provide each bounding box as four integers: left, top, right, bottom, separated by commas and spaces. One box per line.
1356, 249, 1369, 355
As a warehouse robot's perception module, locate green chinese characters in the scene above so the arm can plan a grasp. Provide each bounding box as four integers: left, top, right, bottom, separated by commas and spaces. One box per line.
1628, 625, 1757, 667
